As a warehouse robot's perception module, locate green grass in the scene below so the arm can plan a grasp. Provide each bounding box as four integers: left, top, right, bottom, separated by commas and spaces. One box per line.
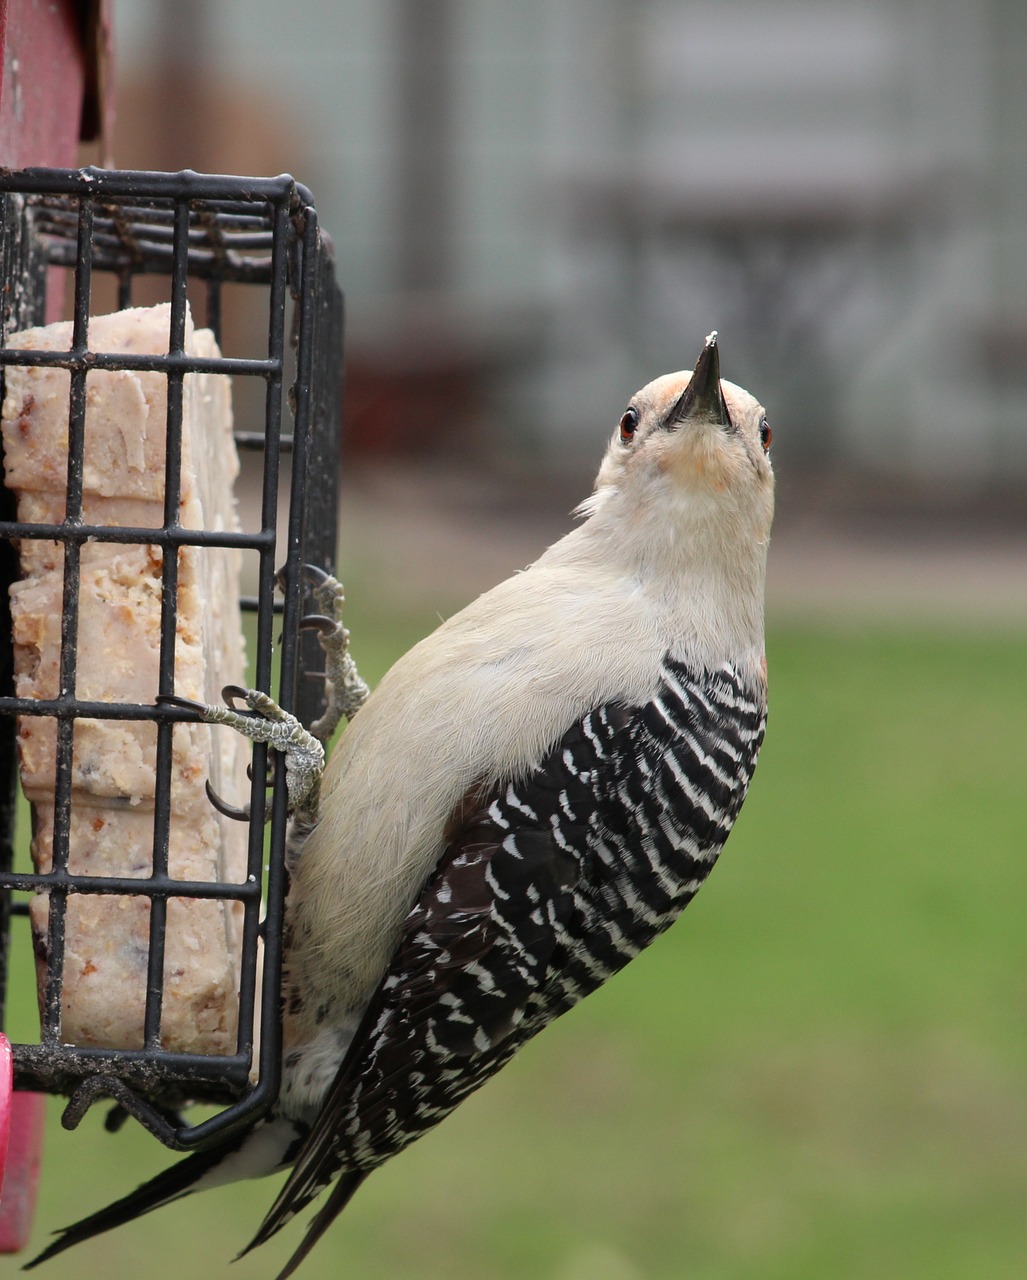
13, 618, 1027, 1279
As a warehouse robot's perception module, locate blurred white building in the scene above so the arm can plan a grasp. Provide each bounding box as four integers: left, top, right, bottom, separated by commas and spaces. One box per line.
114, 0, 1024, 485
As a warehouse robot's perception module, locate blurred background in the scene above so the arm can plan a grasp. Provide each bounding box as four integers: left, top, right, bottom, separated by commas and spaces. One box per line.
9, 2, 1027, 1278
102, 0, 1027, 627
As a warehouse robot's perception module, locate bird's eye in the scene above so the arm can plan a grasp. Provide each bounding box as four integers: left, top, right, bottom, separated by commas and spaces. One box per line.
759, 418, 772, 453
619, 407, 639, 444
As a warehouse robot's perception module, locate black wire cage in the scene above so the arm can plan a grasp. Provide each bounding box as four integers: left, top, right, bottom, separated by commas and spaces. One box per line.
0, 166, 344, 1151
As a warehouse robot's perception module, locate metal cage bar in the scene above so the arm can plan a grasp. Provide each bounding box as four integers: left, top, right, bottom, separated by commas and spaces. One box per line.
0, 167, 344, 1150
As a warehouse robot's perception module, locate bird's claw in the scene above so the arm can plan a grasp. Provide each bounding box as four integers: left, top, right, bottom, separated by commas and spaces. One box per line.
288, 567, 370, 742
202, 755, 276, 824
178, 686, 324, 826
202, 687, 325, 824
155, 692, 207, 716
221, 684, 257, 712
299, 613, 338, 637
165, 568, 367, 826
204, 778, 255, 824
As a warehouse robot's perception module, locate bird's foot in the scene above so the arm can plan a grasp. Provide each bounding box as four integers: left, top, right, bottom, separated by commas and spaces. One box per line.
158, 569, 365, 827
291, 566, 370, 745
163, 687, 325, 827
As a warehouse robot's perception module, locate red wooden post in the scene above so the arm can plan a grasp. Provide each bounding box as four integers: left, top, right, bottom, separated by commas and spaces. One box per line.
0, 0, 112, 1251
0, 1036, 44, 1253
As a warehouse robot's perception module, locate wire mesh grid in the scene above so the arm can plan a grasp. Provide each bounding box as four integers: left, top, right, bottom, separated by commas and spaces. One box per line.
0, 167, 343, 1150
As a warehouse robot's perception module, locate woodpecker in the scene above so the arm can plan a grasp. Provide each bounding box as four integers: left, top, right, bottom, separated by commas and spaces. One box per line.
29, 333, 773, 1278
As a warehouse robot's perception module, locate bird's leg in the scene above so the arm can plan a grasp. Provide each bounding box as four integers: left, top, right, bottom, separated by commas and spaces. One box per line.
198, 686, 326, 828
163, 686, 325, 827
293, 567, 371, 745
161, 572, 368, 828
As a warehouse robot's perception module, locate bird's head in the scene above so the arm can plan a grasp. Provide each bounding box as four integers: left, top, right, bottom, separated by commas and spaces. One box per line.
585, 332, 774, 566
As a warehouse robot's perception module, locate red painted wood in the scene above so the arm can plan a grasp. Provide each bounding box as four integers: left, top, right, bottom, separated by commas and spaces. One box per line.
0, 0, 87, 167
0, 1035, 10, 1183
0, 0, 113, 1257
0, 0, 9, 119
0, 1036, 47, 1254
0, 1069, 45, 1254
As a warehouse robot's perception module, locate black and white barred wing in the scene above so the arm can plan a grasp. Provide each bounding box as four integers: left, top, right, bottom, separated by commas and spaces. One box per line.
252, 659, 765, 1270
532, 658, 766, 1023
248, 720, 605, 1257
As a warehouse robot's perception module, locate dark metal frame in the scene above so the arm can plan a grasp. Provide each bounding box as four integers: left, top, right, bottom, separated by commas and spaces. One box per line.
0, 167, 343, 1150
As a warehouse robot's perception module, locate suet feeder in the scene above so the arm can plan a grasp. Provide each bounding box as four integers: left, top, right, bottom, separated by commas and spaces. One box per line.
0, 165, 344, 1235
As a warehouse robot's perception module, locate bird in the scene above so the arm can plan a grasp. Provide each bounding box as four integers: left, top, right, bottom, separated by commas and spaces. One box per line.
28, 332, 774, 1278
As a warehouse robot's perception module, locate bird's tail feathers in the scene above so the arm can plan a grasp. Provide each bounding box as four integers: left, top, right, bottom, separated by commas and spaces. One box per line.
23, 1115, 304, 1271
237, 1168, 368, 1280
24, 1138, 235, 1270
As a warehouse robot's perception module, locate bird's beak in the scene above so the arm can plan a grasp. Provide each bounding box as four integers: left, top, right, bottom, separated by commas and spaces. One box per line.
670, 331, 731, 429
